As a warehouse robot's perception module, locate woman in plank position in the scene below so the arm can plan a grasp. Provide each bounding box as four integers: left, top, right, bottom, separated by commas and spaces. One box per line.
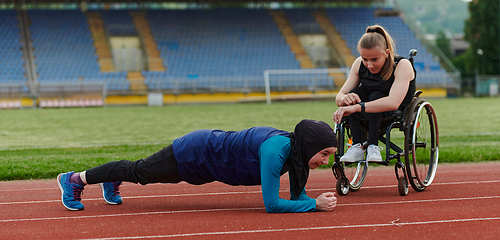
58, 119, 338, 213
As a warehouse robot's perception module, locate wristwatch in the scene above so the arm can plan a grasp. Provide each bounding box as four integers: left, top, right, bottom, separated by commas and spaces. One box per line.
359, 102, 365, 114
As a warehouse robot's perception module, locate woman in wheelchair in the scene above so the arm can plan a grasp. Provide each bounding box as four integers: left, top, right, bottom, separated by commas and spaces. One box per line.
332, 24, 416, 163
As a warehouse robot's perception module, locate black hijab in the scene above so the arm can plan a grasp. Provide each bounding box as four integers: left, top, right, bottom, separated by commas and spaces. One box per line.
289, 119, 337, 199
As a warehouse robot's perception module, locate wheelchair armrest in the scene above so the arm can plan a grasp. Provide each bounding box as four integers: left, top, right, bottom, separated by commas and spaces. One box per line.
414, 90, 423, 98
385, 110, 403, 122
393, 109, 403, 119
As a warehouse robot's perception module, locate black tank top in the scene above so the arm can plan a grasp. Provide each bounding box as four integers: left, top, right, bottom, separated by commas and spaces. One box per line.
358, 55, 416, 110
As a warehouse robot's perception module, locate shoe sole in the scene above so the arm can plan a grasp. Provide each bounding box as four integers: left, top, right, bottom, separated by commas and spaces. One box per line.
340, 159, 383, 163
340, 157, 366, 163
340, 160, 365, 163
367, 156, 383, 163
57, 173, 84, 211
340, 153, 365, 163
98, 183, 122, 205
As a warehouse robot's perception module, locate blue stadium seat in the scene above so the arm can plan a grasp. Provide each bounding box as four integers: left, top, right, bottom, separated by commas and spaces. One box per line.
325, 7, 447, 84
2, 7, 444, 93
28, 10, 129, 90
143, 8, 301, 90
0, 10, 27, 85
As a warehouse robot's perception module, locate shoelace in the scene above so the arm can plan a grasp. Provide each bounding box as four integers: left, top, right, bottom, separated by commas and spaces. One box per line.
72, 186, 84, 201
346, 143, 362, 151
368, 146, 383, 154
112, 182, 121, 196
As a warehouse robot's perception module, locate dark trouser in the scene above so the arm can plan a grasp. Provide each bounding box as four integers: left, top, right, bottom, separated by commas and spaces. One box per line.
85, 145, 182, 185
348, 87, 394, 146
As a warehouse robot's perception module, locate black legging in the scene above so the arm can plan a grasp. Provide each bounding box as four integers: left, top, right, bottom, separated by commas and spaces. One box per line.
347, 87, 395, 146
85, 145, 183, 185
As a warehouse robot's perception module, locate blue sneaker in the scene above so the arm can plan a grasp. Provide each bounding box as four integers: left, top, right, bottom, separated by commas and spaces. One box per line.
99, 181, 123, 205
57, 172, 85, 211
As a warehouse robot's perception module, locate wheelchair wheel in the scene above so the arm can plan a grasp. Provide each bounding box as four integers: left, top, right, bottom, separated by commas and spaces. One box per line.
336, 176, 349, 195
404, 99, 439, 192
398, 177, 408, 196
335, 122, 368, 192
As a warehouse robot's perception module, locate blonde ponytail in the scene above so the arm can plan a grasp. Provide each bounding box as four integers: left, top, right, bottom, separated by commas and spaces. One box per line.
357, 25, 396, 80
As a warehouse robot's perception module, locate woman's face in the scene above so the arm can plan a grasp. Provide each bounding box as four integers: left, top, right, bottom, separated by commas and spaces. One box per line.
359, 45, 389, 74
308, 147, 336, 169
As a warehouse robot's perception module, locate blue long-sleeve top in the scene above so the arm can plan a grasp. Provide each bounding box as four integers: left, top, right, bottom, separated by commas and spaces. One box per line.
259, 135, 316, 213
172, 127, 316, 213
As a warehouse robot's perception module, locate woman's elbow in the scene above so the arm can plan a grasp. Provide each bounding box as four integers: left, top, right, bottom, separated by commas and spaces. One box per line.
264, 200, 280, 213
265, 205, 278, 213
335, 96, 343, 107
383, 98, 402, 111
388, 102, 400, 111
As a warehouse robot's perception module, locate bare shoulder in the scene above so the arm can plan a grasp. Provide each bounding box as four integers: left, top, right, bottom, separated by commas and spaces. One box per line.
394, 58, 414, 79
352, 56, 363, 66
350, 57, 363, 72
396, 58, 412, 68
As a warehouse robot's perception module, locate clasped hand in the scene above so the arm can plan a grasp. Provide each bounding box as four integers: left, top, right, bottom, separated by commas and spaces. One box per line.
333, 93, 361, 123
316, 192, 337, 212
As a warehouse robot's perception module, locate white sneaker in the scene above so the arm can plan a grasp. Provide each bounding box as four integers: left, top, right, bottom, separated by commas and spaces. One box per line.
366, 145, 383, 162
340, 143, 365, 162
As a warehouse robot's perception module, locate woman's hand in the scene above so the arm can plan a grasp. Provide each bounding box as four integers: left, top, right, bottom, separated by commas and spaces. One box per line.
316, 192, 337, 212
340, 93, 361, 106
332, 105, 359, 124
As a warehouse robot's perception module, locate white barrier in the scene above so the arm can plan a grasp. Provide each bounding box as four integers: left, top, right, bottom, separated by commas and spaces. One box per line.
0, 100, 22, 109
39, 99, 104, 108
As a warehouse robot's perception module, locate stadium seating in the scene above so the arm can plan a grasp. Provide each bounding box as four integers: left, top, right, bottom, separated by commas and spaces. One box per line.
143, 9, 302, 90
28, 10, 129, 91
0, 6, 450, 98
99, 9, 138, 36
0, 10, 27, 84
326, 7, 448, 84
284, 8, 324, 35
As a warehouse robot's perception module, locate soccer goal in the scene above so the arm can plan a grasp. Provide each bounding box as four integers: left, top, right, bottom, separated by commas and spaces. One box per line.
263, 68, 349, 104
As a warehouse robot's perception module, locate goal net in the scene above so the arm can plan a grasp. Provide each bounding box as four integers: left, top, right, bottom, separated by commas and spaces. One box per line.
263, 68, 349, 104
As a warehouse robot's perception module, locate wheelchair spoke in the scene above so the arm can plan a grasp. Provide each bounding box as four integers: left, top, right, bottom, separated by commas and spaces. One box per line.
405, 100, 439, 192
335, 121, 368, 193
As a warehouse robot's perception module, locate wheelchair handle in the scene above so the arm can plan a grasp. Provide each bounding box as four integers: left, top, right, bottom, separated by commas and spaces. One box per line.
409, 49, 417, 66
409, 49, 417, 58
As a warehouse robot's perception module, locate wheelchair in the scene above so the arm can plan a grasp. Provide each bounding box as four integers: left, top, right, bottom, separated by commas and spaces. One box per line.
331, 49, 439, 196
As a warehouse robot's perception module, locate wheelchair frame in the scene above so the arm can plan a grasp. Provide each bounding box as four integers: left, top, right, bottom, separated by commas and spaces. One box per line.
331, 49, 440, 196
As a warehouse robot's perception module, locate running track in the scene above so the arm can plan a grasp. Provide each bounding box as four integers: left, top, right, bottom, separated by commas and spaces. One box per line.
1, 162, 499, 239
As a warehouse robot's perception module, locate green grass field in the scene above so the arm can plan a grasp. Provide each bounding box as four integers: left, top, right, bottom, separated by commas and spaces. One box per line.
1, 97, 499, 181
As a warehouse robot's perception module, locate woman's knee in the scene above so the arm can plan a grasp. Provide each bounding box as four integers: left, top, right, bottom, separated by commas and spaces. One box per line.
368, 91, 387, 101
348, 111, 362, 121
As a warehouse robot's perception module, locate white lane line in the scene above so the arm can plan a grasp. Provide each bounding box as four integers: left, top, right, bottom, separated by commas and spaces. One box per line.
0, 180, 500, 192
2, 179, 500, 205
0, 187, 56, 192
339, 195, 500, 206
1, 195, 499, 223
2, 191, 500, 206
359, 179, 500, 189
0, 191, 262, 205
0, 207, 264, 223
76, 216, 500, 240
2, 179, 499, 193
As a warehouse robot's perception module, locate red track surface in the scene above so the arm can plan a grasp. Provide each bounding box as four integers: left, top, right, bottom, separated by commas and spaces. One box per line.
1, 162, 500, 239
